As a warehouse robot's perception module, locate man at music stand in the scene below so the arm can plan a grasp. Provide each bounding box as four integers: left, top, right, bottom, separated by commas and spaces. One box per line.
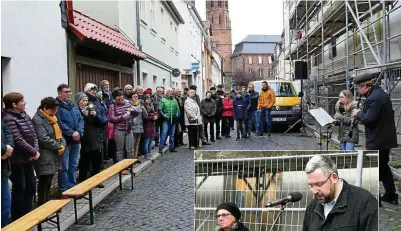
302, 155, 378, 231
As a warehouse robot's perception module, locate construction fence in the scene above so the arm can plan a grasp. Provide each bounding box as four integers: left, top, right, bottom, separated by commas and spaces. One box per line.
194, 150, 379, 231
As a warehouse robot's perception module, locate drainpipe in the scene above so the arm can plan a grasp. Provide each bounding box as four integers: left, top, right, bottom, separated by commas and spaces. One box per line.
136, 0, 141, 86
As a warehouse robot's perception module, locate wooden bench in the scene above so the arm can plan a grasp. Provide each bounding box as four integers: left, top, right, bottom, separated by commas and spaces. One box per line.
62, 158, 137, 225
3, 199, 71, 231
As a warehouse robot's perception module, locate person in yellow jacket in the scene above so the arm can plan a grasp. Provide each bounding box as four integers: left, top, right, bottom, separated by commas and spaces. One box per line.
257, 81, 276, 136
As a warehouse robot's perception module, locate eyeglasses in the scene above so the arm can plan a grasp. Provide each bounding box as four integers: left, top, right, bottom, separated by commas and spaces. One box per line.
215, 213, 232, 219
307, 173, 333, 190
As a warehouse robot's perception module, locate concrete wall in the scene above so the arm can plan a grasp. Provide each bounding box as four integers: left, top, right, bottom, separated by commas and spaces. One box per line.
1, 1, 68, 117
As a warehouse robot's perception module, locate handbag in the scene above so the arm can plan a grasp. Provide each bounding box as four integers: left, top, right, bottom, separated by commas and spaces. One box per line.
105, 122, 115, 140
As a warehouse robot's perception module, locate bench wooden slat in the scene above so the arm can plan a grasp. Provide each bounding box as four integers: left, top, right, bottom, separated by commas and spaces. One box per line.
62, 159, 137, 197
2, 199, 71, 231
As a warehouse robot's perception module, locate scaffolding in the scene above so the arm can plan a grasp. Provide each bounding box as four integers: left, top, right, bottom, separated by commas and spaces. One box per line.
194, 150, 379, 231
283, 0, 401, 141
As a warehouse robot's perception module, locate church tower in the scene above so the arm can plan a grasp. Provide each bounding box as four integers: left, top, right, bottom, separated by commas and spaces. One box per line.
206, 0, 233, 79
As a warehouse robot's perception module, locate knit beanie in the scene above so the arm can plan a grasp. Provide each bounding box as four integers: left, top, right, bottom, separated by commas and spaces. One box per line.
75, 92, 87, 104
215, 202, 241, 221
143, 94, 151, 101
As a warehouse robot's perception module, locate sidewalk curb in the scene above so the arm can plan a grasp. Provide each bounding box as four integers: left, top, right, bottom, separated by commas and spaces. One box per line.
58, 134, 188, 230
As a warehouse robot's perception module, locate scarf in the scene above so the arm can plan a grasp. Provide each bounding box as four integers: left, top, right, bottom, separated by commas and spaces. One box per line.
40, 109, 63, 140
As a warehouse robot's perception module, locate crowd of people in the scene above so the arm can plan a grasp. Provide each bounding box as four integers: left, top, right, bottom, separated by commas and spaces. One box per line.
0, 80, 277, 227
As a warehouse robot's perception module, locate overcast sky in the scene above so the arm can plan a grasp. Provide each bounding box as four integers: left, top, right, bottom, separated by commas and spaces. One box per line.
194, 0, 283, 49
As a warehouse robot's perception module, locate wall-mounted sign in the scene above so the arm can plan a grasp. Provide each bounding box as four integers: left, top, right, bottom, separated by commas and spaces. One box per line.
172, 68, 181, 77
191, 62, 200, 72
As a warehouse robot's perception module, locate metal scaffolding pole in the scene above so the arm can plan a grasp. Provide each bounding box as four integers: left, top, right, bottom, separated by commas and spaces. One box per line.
346, 3, 350, 90
383, 1, 389, 93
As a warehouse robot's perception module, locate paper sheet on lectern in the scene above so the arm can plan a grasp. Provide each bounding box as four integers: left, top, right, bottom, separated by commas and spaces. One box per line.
308, 107, 335, 127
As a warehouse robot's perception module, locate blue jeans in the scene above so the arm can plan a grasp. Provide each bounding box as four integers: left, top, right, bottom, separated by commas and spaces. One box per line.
141, 137, 154, 156
258, 108, 272, 134
340, 142, 355, 151
1, 178, 11, 228
159, 122, 176, 150
59, 143, 80, 192
247, 111, 259, 136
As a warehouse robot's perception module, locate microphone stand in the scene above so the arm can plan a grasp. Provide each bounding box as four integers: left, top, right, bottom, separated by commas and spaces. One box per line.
269, 205, 286, 231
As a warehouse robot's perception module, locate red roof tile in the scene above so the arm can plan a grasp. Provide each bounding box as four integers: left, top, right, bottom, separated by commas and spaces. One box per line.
69, 10, 146, 59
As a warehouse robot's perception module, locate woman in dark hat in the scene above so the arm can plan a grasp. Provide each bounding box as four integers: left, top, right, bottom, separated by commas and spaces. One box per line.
215, 202, 250, 231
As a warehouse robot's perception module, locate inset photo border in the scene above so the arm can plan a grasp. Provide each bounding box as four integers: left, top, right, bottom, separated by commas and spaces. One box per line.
194, 150, 379, 231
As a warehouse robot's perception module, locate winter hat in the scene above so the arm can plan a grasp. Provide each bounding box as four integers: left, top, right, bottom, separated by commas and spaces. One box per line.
144, 88, 152, 95
190, 85, 197, 90
217, 84, 223, 88
84, 83, 98, 93
75, 92, 87, 104
143, 94, 151, 101
215, 202, 241, 221
210, 87, 216, 90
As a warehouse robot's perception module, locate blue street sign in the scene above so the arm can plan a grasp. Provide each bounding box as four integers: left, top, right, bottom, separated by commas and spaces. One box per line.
191, 62, 200, 72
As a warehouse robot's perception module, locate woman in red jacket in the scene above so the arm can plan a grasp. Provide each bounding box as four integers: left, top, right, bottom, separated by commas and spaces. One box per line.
221, 93, 234, 138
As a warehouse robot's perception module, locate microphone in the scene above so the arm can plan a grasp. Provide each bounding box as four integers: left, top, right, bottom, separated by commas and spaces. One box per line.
264, 192, 303, 207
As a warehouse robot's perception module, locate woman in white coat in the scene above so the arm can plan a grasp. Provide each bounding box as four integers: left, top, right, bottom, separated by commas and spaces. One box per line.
184, 89, 203, 149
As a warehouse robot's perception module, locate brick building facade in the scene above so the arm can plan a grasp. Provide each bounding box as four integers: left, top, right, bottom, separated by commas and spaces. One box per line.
206, 0, 232, 79
231, 35, 281, 84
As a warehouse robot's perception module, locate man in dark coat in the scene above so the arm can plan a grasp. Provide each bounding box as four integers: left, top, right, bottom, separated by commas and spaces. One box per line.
247, 84, 259, 136
303, 155, 378, 231
151, 86, 164, 146
201, 91, 216, 142
211, 86, 223, 140
352, 73, 399, 205
1, 122, 13, 228
190, 85, 211, 145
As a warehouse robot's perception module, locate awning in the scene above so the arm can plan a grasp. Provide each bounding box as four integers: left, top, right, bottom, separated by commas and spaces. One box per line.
68, 10, 146, 60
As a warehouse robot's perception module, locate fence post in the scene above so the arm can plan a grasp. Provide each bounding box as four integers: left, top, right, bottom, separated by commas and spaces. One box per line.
355, 150, 364, 187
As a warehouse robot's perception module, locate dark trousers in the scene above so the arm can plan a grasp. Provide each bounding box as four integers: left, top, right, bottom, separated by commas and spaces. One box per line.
215, 117, 221, 137
236, 119, 245, 138
10, 163, 36, 221
188, 125, 199, 148
229, 116, 234, 128
79, 150, 102, 182
37, 174, 54, 206
204, 122, 215, 141
222, 116, 232, 136
108, 139, 117, 164
154, 119, 163, 145
379, 150, 396, 195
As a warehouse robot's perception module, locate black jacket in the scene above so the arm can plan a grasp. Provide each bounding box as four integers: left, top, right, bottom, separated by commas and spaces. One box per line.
1, 122, 13, 179
355, 85, 397, 150
217, 222, 250, 231
302, 180, 378, 231
212, 94, 223, 118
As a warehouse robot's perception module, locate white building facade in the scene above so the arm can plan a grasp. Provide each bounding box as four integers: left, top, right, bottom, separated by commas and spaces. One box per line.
211, 50, 223, 86
1, 1, 68, 116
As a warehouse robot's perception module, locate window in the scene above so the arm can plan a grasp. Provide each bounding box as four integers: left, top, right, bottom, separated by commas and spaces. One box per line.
225, 1, 228, 7
219, 14, 222, 26
170, 20, 174, 48
163, 78, 166, 88
160, 7, 165, 38
258, 56, 263, 64
218, 1, 222, 7
268, 56, 272, 64
150, 0, 155, 30
212, 16, 214, 24
331, 41, 337, 58
259, 69, 263, 77
249, 69, 252, 74
140, 0, 146, 22
248, 56, 253, 64
211, 1, 214, 7
153, 75, 157, 90
174, 26, 178, 50
142, 72, 148, 87
268, 69, 273, 77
